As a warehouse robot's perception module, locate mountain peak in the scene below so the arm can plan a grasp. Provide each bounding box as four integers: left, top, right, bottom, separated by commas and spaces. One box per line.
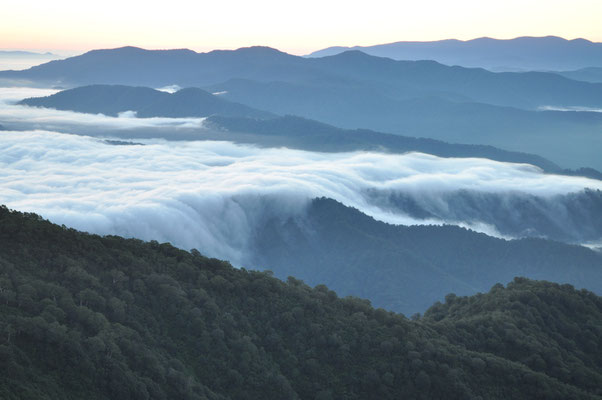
84, 46, 198, 57
308, 36, 602, 70
236, 45, 284, 53
325, 50, 377, 61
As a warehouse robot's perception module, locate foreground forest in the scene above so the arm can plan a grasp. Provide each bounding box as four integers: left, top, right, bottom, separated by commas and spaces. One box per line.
1, 206, 601, 399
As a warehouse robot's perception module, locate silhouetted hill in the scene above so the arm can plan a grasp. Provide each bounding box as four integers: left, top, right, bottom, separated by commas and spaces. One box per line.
1, 205, 601, 399
308, 36, 602, 71
250, 197, 602, 314
20, 85, 274, 119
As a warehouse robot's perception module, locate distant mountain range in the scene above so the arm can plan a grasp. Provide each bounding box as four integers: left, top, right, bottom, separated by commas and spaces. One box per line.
0, 50, 57, 58
5, 46, 602, 168
4, 45, 602, 110
202, 77, 602, 170
308, 36, 602, 71
0, 50, 62, 72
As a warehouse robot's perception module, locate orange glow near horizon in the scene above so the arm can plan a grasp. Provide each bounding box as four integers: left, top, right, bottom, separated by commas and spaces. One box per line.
1, 0, 602, 56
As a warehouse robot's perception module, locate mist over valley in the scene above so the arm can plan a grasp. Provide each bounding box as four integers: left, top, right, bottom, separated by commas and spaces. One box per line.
2, 85, 602, 314
2, 27, 602, 399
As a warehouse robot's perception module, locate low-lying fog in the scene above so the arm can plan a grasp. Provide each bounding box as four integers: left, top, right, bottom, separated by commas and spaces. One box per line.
1, 87, 602, 266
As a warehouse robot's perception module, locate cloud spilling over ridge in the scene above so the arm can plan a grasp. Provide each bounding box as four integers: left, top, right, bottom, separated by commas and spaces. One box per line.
1, 130, 601, 265
539, 105, 602, 113
156, 85, 182, 93
0, 87, 207, 131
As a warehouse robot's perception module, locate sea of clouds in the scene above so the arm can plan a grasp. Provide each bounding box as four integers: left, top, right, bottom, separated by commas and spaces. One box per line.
1, 87, 602, 266
2, 129, 602, 263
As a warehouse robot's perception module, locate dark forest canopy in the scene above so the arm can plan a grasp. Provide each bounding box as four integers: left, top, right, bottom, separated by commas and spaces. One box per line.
1, 205, 601, 399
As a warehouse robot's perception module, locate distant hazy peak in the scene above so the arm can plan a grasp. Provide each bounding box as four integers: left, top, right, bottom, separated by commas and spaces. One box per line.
81, 45, 291, 58
311, 35, 596, 53
307, 36, 602, 71
0, 50, 58, 57
222, 45, 288, 54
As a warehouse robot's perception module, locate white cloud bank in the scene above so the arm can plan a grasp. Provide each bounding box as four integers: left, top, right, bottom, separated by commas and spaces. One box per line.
539, 105, 602, 113
1, 86, 601, 265
0, 87, 206, 130
1, 129, 601, 266
156, 85, 182, 93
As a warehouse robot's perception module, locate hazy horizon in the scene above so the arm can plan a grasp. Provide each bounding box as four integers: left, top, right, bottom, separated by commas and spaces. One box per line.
3, 33, 602, 73
1, 34, 601, 60
3, 0, 602, 55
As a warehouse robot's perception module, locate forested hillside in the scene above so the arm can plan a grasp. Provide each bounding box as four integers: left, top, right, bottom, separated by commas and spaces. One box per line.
1, 206, 601, 399
425, 278, 602, 395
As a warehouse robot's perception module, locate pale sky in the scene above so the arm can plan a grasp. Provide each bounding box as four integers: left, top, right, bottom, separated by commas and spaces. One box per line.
2, 0, 602, 55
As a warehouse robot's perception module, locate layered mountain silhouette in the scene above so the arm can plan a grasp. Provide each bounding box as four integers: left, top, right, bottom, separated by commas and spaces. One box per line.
202, 78, 602, 169
6, 46, 602, 169
308, 36, 602, 71
4, 45, 602, 110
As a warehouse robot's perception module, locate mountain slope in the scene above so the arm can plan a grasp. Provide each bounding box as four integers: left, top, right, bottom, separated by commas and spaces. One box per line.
250, 198, 602, 314
308, 36, 602, 71
424, 278, 602, 395
1, 205, 601, 399
20, 85, 274, 119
